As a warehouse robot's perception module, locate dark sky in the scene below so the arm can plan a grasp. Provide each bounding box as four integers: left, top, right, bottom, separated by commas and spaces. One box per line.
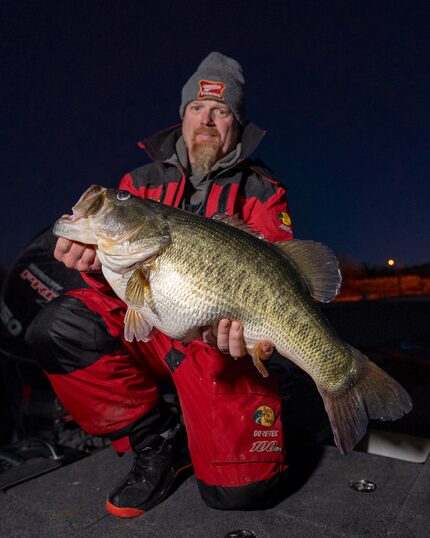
2, 1, 429, 269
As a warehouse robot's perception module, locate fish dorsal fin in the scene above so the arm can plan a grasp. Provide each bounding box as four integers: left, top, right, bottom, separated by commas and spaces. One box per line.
275, 239, 342, 302
212, 213, 267, 241
125, 266, 149, 306
124, 308, 154, 342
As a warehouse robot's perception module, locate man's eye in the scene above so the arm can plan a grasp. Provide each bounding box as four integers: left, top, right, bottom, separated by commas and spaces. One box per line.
216, 109, 230, 117
191, 105, 201, 111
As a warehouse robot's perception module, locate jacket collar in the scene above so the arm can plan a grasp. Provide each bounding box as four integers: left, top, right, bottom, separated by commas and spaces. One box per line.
138, 122, 266, 165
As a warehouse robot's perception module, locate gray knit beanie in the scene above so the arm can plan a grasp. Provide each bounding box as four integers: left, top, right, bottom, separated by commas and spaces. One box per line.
179, 52, 246, 125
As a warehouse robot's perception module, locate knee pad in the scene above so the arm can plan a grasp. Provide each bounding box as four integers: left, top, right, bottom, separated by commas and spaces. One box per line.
25, 294, 120, 374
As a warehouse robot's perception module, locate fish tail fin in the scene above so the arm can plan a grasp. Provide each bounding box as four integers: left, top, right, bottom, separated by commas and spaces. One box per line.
318, 350, 412, 455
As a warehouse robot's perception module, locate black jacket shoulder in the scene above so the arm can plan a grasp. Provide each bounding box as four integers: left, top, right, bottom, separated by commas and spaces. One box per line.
128, 161, 181, 189
239, 158, 285, 203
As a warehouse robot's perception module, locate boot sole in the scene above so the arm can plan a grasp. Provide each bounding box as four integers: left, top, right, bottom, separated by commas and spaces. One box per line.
106, 461, 193, 518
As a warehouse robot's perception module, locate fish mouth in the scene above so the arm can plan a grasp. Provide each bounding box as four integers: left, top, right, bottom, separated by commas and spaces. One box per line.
58, 185, 107, 224
54, 185, 107, 243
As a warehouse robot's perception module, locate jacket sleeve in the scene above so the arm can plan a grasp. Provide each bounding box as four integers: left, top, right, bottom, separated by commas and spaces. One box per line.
118, 171, 143, 197
238, 172, 293, 244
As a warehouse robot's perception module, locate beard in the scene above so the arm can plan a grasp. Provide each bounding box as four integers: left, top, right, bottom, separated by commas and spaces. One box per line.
190, 127, 222, 174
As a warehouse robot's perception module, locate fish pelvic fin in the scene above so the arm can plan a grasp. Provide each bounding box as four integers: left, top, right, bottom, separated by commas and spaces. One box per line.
274, 239, 342, 302
318, 349, 413, 455
124, 308, 154, 342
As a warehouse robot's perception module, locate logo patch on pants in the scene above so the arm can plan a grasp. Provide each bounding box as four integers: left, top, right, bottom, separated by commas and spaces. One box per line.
253, 405, 275, 427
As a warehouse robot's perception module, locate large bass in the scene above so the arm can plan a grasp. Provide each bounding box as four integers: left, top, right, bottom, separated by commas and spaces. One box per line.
54, 185, 412, 454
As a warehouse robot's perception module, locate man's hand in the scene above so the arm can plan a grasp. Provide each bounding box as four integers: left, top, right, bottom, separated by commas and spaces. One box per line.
202, 319, 273, 360
54, 237, 101, 272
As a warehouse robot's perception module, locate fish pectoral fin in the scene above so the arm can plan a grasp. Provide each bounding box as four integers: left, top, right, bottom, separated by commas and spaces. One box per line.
125, 266, 149, 306
249, 340, 273, 378
124, 308, 154, 342
274, 239, 342, 303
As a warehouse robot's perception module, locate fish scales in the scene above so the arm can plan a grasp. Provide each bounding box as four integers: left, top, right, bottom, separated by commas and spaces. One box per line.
148, 208, 361, 393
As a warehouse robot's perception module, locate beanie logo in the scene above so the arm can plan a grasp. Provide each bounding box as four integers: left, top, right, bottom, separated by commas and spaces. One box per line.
198, 80, 225, 100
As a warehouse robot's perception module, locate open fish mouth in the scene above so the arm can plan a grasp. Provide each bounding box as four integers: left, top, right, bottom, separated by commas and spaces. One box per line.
54, 185, 107, 243
58, 212, 83, 224
58, 185, 107, 223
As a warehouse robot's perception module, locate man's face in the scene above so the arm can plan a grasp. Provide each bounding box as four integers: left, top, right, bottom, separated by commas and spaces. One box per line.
182, 100, 241, 173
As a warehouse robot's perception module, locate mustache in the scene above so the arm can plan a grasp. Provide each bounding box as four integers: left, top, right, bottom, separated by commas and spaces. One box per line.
192, 127, 221, 140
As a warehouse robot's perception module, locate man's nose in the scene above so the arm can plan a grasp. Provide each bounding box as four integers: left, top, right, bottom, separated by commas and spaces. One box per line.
200, 108, 215, 125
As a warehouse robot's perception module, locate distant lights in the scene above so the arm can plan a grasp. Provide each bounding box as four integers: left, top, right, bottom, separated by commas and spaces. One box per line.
387, 259, 395, 267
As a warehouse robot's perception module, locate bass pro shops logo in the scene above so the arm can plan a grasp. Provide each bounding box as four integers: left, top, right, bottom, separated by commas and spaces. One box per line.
198, 80, 225, 100
253, 405, 275, 427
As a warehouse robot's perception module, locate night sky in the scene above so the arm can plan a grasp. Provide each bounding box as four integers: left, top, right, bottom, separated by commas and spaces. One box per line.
2, 1, 429, 270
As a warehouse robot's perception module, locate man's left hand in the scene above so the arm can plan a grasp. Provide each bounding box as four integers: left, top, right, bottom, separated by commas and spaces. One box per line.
202, 320, 273, 360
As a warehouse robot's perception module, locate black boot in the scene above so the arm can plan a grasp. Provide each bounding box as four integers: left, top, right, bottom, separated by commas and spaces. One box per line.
106, 423, 192, 518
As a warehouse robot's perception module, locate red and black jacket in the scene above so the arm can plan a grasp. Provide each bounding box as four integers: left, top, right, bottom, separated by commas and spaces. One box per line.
119, 122, 293, 244
82, 122, 293, 293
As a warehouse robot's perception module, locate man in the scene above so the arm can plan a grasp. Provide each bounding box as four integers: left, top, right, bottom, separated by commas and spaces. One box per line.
26, 52, 294, 517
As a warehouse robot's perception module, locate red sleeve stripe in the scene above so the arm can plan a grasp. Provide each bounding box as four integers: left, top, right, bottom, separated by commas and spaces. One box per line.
163, 181, 180, 207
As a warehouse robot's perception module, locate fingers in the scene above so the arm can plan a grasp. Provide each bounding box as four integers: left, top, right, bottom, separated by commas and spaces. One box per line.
203, 319, 248, 358
216, 319, 231, 352
54, 237, 101, 272
227, 320, 247, 358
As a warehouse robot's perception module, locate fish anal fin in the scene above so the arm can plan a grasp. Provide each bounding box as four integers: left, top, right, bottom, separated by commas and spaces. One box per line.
318, 352, 412, 455
125, 266, 149, 306
275, 239, 342, 302
124, 308, 154, 342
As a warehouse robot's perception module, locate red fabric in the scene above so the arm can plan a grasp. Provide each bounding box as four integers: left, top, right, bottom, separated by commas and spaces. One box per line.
46, 286, 287, 486
111, 437, 133, 453
172, 344, 287, 487
237, 187, 293, 244
205, 183, 223, 217
118, 172, 141, 197
46, 288, 172, 436
163, 181, 180, 206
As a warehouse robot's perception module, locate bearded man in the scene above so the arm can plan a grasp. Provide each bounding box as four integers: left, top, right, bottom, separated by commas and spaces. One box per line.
26, 52, 294, 517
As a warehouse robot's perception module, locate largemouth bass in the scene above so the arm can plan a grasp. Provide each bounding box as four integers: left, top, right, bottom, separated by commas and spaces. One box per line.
54, 185, 412, 454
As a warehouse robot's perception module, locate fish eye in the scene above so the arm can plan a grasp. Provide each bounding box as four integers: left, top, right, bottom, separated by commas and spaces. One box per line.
116, 190, 131, 201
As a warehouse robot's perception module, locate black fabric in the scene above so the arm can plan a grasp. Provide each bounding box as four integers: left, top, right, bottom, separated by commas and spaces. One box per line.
196, 471, 287, 510
130, 161, 183, 189
164, 348, 186, 373
0, 224, 88, 364
217, 183, 232, 214
238, 162, 283, 203
25, 295, 120, 374
107, 398, 179, 452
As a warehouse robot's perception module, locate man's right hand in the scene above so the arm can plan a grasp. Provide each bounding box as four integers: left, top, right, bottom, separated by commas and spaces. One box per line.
54, 237, 101, 272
